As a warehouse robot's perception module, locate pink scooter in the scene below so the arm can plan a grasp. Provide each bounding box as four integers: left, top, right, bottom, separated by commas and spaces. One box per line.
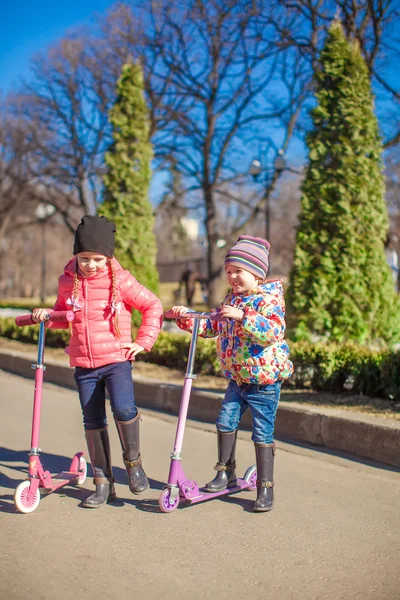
159, 310, 257, 512
13, 310, 87, 514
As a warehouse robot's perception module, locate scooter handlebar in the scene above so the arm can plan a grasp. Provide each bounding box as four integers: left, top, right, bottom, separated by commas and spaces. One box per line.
164, 309, 210, 320
164, 309, 225, 321
15, 310, 75, 327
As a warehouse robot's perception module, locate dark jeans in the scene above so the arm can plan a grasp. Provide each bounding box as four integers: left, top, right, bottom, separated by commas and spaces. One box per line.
217, 379, 282, 444
74, 361, 137, 430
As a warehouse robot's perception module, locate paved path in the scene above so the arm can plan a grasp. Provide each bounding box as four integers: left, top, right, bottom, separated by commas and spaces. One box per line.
1, 370, 399, 600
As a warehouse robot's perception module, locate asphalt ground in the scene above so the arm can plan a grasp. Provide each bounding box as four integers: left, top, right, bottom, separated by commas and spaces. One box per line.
1, 370, 400, 600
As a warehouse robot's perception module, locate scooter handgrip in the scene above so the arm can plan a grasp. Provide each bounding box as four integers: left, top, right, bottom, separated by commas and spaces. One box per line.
15, 311, 74, 327
15, 315, 36, 327
49, 310, 75, 323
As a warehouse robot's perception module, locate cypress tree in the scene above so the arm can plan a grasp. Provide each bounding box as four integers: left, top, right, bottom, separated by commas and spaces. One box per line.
289, 22, 400, 344
100, 62, 159, 302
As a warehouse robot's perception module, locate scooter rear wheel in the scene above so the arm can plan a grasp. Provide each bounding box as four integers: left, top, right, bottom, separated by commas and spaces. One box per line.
14, 481, 40, 514
243, 465, 257, 490
159, 488, 180, 513
76, 457, 87, 486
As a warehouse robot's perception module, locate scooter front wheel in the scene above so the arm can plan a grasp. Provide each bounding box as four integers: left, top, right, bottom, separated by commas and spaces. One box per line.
76, 457, 87, 486
159, 488, 180, 513
14, 481, 40, 514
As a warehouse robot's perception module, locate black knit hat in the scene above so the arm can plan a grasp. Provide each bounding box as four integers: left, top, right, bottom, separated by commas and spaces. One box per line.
73, 215, 116, 258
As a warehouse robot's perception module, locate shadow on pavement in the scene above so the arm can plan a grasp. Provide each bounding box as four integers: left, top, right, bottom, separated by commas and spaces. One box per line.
131, 488, 257, 514
218, 491, 256, 513
122, 497, 162, 513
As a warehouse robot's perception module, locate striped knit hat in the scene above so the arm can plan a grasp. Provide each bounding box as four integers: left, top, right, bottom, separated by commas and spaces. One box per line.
225, 235, 270, 279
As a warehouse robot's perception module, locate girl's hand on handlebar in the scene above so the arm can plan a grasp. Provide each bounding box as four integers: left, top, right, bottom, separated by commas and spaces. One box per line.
220, 305, 244, 322
31, 308, 51, 323
171, 306, 190, 318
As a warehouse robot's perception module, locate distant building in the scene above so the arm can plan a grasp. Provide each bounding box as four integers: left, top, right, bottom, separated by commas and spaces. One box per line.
180, 218, 199, 241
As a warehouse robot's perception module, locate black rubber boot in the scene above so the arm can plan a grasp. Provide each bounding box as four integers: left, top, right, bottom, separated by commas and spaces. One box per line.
253, 443, 275, 513
83, 428, 116, 509
204, 430, 237, 492
115, 414, 149, 494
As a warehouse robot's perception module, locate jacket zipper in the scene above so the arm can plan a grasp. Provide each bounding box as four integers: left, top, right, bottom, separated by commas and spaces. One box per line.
83, 279, 94, 368
226, 296, 236, 365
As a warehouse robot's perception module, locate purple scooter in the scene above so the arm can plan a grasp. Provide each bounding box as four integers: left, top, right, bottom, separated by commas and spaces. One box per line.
159, 309, 257, 513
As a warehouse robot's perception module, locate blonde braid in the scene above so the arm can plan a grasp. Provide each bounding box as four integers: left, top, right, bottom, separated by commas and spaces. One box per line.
109, 259, 121, 338
73, 263, 80, 302
68, 263, 80, 333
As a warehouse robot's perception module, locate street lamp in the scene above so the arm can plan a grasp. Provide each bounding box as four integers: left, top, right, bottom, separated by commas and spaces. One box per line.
249, 159, 263, 177
36, 204, 56, 304
249, 149, 286, 275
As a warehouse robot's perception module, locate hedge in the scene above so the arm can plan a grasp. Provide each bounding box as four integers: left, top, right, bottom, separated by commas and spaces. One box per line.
1, 317, 400, 401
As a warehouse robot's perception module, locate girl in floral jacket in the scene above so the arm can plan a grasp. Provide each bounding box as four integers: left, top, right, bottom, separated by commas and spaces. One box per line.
32, 216, 163, 509
172, 235, 293, 513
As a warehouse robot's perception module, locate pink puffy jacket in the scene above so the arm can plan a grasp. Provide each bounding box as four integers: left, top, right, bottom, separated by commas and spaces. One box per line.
50, 257, 163, 369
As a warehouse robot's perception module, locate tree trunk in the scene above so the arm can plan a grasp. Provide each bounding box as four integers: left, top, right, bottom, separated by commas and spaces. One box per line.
204, 187, 228, 307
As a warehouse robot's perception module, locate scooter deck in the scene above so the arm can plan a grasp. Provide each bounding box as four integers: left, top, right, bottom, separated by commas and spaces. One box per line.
185, 478, 254, 504
41, 471, 80, 492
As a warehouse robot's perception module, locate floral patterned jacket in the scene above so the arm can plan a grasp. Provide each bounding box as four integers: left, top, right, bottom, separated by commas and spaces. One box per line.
177, 279, 293, 385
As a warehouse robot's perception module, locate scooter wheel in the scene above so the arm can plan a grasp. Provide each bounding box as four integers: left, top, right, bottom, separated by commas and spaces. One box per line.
159, 488, 180, 513
76, 457, 87, 486
14, 481, 40, 514
243, 465, 257, 490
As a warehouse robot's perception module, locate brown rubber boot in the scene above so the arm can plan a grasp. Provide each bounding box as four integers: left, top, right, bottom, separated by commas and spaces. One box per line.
204, 430, 237, 492
253, 443, 275, 512
115, 414, 149, 494
83, 428, 116, 508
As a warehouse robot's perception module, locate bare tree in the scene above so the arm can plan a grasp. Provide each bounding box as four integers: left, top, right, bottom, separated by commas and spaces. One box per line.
2, 0, 399, 304
97, 1, 400, 303
0, 118, 33, 239
132, 0, 310, 303
7, 34, 121, 232
3, 3, 172, 234
135, 0, 399, 302
0, 116, 75, 297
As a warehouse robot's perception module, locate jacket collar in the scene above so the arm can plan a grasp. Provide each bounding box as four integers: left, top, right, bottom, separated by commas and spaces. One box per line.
229, 279, 284, 301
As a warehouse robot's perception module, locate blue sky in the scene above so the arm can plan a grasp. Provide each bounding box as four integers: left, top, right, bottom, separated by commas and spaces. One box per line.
0, 1, 115, 94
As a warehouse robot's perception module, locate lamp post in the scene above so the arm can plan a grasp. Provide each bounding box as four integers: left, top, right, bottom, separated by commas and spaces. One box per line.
36, 204, 55, 304
249, 149, 286, 274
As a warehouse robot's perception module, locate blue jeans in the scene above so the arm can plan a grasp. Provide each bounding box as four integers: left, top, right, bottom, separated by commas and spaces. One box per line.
217, 380, 282, 444
74, 361, 137, 430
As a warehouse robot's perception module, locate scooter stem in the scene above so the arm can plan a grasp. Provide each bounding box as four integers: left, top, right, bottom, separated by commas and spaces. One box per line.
30, 322, 46, 451
172, 319, 200, 456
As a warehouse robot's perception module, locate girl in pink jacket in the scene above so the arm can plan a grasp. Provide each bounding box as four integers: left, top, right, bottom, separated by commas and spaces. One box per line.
33, 215, 163, 509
